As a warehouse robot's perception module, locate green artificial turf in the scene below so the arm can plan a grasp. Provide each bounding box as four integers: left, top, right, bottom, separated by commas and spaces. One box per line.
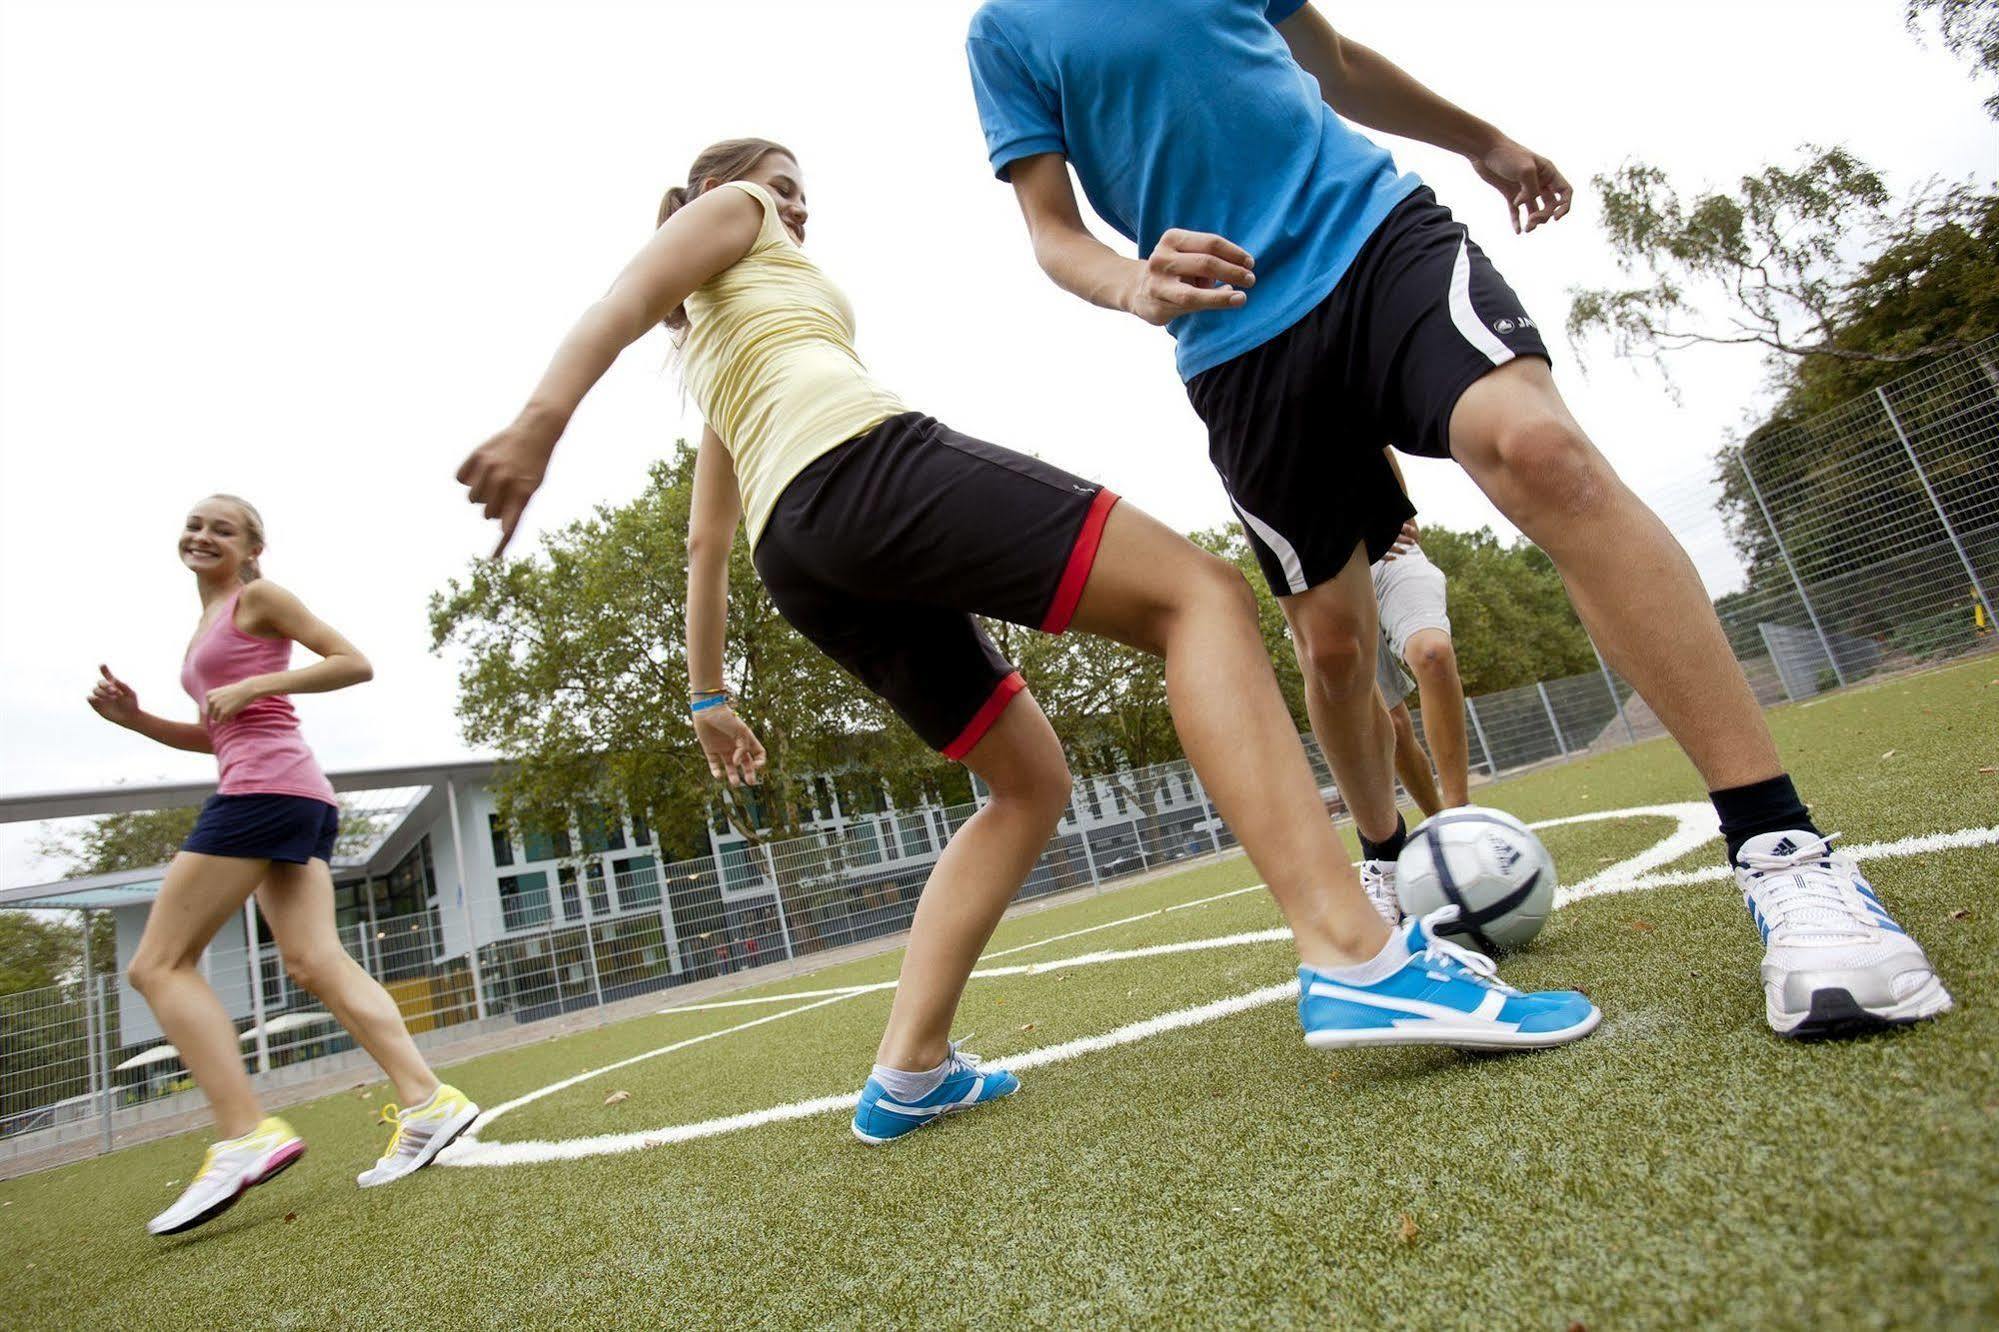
4, 660, 1995, 1330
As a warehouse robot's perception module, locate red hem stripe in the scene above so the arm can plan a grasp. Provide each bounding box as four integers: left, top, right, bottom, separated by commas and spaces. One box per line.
942, 672, 1027, 762
1040, 489, 1121, 633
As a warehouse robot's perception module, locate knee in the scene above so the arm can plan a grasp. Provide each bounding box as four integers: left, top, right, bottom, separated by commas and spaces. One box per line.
1492, 416, 1607, 521
1150, 551, 1258, 650
126, 955, 167, 996
1187, 552, 1259, 621
986, 750, 1073, 824
1295, 621, 1372, 701
1408, 635, 1458, 681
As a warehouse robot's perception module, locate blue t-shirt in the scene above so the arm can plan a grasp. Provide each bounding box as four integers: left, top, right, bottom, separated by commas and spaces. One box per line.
967, 0, 1422, 381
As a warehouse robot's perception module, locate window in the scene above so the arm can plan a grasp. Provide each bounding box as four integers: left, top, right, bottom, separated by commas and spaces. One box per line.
615, 855, 660, 908
1085, 781, 1102, 819
630, 806, 651, 847
499, 872, 551, 931
558, 866, 581, 922
523, 818, 571, 863
1180, 770, 1195, 800
586, 862, 611, 917
580, 804, 625, 854
488, 814, 514, 867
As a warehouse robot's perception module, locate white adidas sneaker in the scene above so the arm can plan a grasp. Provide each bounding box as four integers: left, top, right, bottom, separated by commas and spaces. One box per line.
1359, 859, 1402, 926
1735, 831, 1953, 1038
148, 1116, 305, 1236
356, 1084, 481, 1187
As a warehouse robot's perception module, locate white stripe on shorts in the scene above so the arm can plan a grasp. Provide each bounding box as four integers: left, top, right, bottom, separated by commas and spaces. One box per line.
1226, 491, 1308, 595
1449, 237, 1515, 367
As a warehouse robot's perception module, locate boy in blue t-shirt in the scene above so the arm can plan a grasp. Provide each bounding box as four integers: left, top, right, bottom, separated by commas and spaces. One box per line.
966, 0, 1951, 1040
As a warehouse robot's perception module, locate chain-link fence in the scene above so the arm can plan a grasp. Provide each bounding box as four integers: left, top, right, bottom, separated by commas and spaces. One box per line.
4, 339, 1995, 1166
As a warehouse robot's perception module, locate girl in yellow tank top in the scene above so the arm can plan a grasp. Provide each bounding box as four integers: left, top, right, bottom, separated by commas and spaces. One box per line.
456, 138, 1596, 1143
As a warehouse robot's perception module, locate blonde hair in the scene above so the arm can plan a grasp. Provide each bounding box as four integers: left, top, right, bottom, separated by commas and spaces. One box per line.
204, 493, 266, 582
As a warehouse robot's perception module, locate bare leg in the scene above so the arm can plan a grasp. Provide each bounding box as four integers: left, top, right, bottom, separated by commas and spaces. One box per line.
1402, 629, 1470, 807
256, 860, 440, 1105
1070, 504, 1391, 971
1451, 359, 1781, 789
127, 852, 272, 1139
874, 696, 1072, 1070
1276, 551, 1404, 845
1387, 700, 1443, 817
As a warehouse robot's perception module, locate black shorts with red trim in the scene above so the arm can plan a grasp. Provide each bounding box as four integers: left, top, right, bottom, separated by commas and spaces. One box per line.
1184, 186, 1550, 599
753, 411, 1118, 759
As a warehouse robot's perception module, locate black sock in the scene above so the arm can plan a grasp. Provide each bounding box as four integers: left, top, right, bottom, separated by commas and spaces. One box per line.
1359, 814, 1407, 864
1711, 774, 1819, 862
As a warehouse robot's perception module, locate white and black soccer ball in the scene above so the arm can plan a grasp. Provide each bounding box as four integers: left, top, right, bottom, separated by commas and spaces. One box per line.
1395, 806, 1557, 953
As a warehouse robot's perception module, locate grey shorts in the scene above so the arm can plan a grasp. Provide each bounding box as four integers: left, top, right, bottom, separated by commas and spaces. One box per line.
1376, 632, 1414, 707
1371, 544, 1451, 659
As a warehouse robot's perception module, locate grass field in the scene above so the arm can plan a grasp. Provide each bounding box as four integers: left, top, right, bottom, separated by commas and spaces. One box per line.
5, 659, 1996, 1330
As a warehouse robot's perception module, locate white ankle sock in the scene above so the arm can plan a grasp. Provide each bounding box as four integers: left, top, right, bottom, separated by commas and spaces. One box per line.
1315, 927, 1409, 986
871, 1054, 952, 1101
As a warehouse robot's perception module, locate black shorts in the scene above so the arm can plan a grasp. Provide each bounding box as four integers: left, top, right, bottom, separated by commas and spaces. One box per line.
183, 793, 339, 864
754, 412, 1118, 758
1185, 186, 1550, 598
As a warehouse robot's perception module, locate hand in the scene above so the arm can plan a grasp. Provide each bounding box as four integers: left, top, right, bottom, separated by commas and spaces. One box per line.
88, 665, 141, 726
457, 415, 559, 559
1471, 139, 1571, 234
204, 680, 264, 724
694, 706, 767, 788
1382, 519, 1420, 561
1127, 229, 1256, 326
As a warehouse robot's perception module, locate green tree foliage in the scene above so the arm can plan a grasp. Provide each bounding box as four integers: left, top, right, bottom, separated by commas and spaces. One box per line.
431, 441, 954, 851
0, 913, 115, 997
1910, 0, 1999, 117
39, 807, 196, 877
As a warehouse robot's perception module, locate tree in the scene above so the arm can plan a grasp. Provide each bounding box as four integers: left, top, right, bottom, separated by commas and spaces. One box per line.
38, 807, 197, 877
431, 441, 954, 852
1910, 0, 1999, 117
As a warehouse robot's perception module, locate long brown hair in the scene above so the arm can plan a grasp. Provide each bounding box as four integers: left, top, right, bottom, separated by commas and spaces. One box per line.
656, 137, 794, 332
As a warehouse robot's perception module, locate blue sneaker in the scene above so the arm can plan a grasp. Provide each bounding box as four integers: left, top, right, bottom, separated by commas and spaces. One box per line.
851, 1045, 1020, 1146
1300, 907, 1600, 1051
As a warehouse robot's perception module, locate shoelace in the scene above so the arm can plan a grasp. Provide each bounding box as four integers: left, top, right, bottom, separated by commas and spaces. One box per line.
1359, 863, 1398, 918
1738, 833, 1876, 939
376, 1103, 423, 1161
1413, 906, 1519, 995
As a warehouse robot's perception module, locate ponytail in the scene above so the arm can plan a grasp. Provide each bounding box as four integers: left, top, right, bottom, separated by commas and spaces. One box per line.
655, 137, 793, 333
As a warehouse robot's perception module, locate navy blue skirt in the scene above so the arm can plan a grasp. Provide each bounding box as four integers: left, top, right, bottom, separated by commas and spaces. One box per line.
183, 794, 339, 864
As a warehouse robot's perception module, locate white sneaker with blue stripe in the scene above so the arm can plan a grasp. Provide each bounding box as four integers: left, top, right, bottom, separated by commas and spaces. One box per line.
1300, 906, 1600, 1051
1736, 831, 1952, 1039
851, 1045, 1020, 1146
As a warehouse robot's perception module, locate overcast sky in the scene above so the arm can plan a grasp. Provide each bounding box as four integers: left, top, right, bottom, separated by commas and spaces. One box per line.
3, 0, 1994, 885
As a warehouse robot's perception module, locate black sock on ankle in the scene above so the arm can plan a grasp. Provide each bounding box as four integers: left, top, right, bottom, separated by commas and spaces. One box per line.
1711, 774, 1819, 862
1359, 814, 1408, 864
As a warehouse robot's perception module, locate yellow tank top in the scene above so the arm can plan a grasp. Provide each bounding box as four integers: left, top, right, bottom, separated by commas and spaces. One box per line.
680, 181, 906, 543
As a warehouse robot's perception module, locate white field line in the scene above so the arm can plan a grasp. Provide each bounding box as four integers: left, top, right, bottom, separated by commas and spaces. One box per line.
654, 881, 1281, 1016
443, 981, 1300, 1168
444, 806, 1999, 1171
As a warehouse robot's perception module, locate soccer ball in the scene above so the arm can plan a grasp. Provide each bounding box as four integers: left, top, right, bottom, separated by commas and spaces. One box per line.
1395, 806, 1557, 953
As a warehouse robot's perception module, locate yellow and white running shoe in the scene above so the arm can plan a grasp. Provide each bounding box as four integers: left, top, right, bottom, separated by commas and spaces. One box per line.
148, 1116, 306, 1236
356, 1084, 480, 1188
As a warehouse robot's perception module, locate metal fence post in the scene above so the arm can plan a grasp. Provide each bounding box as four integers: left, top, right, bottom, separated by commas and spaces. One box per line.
761, 841, 798, 964
243, 899, 271, 1075
1463, 696, 1496, 776
1739, 454, 1847, 687
1536, 681, 1569, 757
96, 974, 115, 1154
575, 867, 606, 1016
443, 779, 489, 1021
1592, 642, 1638, 746
1075, 795, 1104, 893
1878, 386, 1996, 630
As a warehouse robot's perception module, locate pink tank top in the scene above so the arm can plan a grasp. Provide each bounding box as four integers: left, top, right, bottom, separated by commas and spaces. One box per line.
181, 588, 338, 805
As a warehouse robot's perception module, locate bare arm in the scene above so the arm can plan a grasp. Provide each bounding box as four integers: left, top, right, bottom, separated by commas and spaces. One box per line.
457, 186, 766, 556
202, 581, 373, 723
1007, 153, 1258, 327
87, 666, 213, 752
1276, 5, 1571, 233
684, 427, 765, 787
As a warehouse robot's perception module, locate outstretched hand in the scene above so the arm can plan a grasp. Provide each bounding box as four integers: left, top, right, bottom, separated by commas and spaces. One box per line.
1129, 229, 1256, 326
1472, 140, 1571, 234
457, 417, 558, 559
695, 706, 767, 788
87, 665, 140, 726
1382, 518, 1420, 561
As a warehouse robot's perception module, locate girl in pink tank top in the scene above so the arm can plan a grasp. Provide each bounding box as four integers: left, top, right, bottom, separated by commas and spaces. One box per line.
87, 495, 476, 1236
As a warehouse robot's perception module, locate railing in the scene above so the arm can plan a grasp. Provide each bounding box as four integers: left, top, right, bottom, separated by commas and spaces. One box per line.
4, 338, 1995, 1163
